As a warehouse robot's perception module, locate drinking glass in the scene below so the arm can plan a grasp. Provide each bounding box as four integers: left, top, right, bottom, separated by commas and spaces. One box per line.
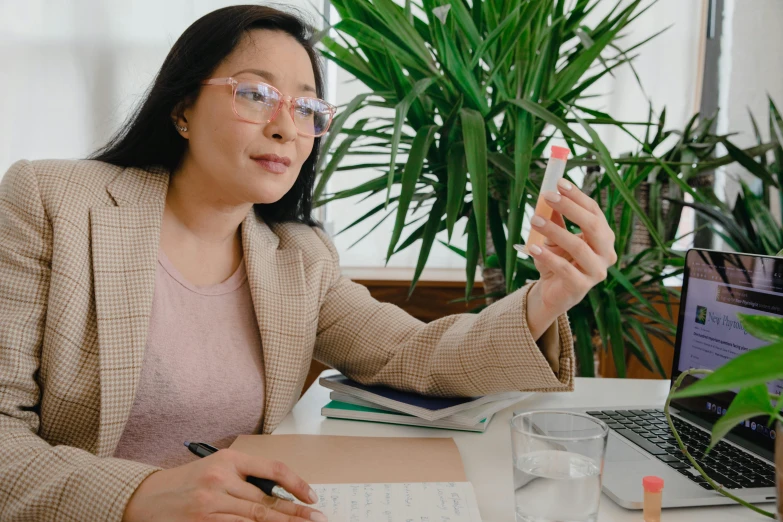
510, 410, 609, 522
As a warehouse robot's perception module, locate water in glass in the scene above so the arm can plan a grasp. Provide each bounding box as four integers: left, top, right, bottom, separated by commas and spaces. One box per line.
513, 449, 602, 522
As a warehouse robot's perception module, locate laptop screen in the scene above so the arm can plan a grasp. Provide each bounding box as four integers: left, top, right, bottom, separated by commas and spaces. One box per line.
672, 249, 783, 454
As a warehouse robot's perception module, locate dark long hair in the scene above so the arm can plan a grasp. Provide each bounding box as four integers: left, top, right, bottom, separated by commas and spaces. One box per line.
90, 5, 323, 226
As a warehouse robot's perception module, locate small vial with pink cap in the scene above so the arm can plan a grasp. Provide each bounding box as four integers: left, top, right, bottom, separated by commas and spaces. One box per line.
517, 145, 570, 255
643, 475, 664, 521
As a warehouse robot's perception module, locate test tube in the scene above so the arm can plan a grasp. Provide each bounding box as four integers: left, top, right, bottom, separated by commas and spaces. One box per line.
521, 145, 570, 254
642, 475, 664, 522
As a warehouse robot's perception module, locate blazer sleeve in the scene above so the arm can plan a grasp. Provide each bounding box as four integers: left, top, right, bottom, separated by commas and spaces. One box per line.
312, 227, 575, 397
0, 161, 160, 522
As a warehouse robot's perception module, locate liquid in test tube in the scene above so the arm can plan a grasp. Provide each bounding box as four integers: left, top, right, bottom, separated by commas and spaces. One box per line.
521, 145, 570, 254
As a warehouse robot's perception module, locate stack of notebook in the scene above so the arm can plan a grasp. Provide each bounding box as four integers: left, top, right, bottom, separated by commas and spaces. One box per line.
319, 374, 531, 433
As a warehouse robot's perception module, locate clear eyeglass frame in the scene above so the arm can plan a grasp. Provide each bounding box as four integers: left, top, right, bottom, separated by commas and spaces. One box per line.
201, 77, 336, 137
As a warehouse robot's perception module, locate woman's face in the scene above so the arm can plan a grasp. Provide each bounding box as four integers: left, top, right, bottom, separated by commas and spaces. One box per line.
177, 29, 317, 206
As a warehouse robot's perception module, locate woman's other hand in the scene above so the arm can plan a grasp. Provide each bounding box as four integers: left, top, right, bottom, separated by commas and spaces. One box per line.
122, 448, 326, 522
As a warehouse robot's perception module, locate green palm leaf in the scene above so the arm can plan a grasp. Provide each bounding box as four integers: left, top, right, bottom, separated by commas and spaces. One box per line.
386, 125, 438, 262
387, 78, 435, 207
445, 142, 467, 241
460, 108, 488, 261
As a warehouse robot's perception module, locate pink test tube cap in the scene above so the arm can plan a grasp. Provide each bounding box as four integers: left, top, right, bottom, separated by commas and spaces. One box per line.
643, 475, 664, 493
550, 145, 570, 160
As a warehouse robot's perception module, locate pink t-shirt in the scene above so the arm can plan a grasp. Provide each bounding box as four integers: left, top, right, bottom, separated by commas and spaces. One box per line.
113, 248, 265, 468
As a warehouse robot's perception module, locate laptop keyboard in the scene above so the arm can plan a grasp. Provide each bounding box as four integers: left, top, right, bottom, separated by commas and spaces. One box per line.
587, 410, 776, 490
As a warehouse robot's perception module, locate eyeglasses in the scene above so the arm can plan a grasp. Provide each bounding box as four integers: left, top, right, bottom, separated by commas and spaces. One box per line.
202, 77, 336, 137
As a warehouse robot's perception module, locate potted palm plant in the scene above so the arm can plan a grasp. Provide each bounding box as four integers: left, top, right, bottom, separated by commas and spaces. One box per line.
315, 0, 779, 376
673, 97, 783, 257
666, 304, 783, 519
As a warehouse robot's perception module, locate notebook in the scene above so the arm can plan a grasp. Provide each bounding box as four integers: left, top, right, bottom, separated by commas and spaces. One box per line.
230, 435, 482, 521
321, 400, 493, 432
296, 482, 483, 522
319, 374, 527, 421
229, 434, 468, 483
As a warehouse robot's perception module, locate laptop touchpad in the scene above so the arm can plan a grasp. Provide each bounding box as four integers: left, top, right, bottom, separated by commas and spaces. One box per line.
605, 434, 650, 462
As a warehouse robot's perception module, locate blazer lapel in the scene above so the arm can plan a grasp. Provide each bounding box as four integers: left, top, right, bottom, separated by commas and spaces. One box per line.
91, 166, 169, 457
241, 214, 315, 433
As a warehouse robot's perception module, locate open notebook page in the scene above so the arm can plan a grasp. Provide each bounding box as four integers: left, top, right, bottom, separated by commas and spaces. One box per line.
294, 482, 483, 522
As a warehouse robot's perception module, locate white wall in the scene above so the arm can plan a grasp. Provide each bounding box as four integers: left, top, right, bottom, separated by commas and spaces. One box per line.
717, 0, 783, 223
0, 0, 322, 175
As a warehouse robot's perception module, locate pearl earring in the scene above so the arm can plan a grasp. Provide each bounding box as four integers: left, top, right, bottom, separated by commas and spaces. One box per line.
174, 122, 188, 132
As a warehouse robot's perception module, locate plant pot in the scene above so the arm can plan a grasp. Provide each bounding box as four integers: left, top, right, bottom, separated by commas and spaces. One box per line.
777, 421, 782, 519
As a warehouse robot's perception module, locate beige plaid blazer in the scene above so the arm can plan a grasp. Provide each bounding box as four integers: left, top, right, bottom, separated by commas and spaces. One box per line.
0, 159, 574, 521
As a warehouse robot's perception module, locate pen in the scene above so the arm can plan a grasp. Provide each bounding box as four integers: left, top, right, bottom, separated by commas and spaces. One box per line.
184, 441, 297, 502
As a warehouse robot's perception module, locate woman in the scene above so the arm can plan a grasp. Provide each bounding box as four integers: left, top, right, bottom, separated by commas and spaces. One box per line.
0, 5, 616, 522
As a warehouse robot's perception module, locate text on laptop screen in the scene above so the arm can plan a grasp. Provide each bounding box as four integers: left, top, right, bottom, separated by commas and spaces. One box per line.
678, 251, 783, 393
673, 250, 783, 449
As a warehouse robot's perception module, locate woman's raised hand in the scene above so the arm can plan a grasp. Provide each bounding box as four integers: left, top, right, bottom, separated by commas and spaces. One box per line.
525, 178, 617, 317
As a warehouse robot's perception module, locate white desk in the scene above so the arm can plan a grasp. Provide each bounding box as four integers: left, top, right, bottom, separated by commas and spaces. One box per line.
273, 372, 771, 521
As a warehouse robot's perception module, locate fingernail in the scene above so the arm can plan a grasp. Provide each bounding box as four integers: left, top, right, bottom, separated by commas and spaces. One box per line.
529, 244, 543, 255
309, 488, 319, 504
531, 215, 546, 227
558, 179, 573, 191
310, 512, 328, 522
543, 191, 561, 203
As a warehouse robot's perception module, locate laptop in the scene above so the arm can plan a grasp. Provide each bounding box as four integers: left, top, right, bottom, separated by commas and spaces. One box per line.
555, 248, 781, 509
